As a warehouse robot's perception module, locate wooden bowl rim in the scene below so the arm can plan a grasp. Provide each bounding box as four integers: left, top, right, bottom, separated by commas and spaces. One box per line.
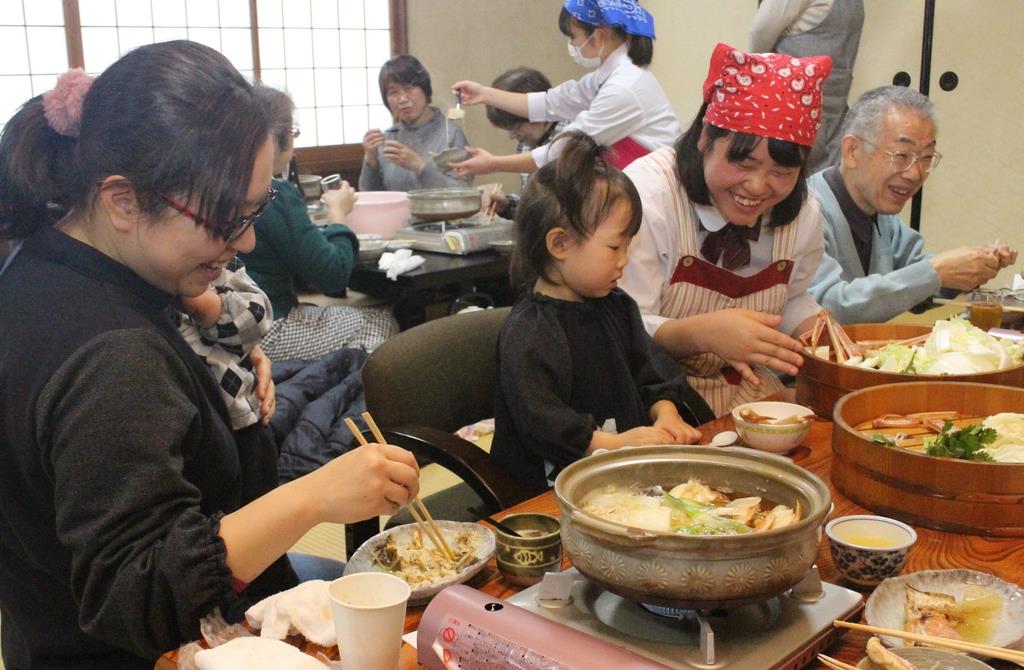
833, 380, 1024, 468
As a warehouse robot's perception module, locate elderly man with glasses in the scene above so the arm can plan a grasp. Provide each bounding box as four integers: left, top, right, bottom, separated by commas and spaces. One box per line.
808, 85, 1016, 323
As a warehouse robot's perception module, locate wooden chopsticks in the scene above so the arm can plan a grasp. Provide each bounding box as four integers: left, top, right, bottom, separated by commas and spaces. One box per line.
833, 620, 1024, 666
484, 183, 502, 225
343, 412, 456, 562
816, 654, 859, 670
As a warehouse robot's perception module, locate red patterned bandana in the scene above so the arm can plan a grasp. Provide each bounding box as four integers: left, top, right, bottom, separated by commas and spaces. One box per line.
702, 42, 832, 147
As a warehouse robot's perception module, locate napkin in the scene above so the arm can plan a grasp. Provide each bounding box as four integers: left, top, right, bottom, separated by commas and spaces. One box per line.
1012, 273, 1023, 292
194, 637, 327, 670
378, 248, 425, 280
244, 580, 335, 647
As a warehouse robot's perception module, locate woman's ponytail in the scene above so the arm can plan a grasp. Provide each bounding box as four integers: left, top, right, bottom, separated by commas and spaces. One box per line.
0, 96, 81, 240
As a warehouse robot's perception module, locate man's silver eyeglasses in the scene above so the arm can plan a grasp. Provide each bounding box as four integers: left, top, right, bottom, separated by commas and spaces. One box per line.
856, 136, 942, 173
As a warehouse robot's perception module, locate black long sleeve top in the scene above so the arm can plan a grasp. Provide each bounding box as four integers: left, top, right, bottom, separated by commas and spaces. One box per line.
492, 289, 709, 496
0, 227, 296, 669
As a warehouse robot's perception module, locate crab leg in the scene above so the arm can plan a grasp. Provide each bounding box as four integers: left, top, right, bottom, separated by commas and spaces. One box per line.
827, 313, 862, 361
809, 311, 828, 356
822, 312, 849, 363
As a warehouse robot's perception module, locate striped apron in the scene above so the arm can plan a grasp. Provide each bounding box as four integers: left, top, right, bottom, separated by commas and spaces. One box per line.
647, 151, 799, 417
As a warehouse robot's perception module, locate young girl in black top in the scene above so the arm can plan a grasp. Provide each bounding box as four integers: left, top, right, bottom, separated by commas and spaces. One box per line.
492, 131, 709, 495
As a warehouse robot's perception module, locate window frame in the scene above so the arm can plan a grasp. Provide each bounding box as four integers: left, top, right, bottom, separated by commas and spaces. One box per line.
58, 0, 407, 173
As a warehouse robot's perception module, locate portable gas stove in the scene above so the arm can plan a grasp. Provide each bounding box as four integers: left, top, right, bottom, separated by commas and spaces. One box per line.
399, 215, 513, 255
418, 566, 863, 670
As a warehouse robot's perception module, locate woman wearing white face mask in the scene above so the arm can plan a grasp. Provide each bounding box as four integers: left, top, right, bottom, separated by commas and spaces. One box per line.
451, 0, 679, 177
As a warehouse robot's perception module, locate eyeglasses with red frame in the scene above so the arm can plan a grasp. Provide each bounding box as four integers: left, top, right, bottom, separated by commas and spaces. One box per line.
160, 187, 278, 243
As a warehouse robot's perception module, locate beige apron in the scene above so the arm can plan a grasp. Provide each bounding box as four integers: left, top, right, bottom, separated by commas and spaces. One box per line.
647, 150, 799, 417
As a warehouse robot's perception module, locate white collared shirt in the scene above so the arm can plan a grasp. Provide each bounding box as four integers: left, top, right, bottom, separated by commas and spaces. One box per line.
526, 43, 680, 168
619, 158, 824, 339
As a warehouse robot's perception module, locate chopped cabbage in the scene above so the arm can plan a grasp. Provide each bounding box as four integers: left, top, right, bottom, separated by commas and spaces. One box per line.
857, 317, 1022, 375
980, 413, 1024, 463
873, 344, 917, 373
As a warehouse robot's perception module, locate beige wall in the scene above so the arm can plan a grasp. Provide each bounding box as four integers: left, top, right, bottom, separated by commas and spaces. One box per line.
407, 1, 584, 194
646, 0, 759, 126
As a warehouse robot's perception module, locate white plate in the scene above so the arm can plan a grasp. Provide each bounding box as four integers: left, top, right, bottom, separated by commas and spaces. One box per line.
865, 569, 1024, 650
857, 647, 995, 669
344, 521, 495, 605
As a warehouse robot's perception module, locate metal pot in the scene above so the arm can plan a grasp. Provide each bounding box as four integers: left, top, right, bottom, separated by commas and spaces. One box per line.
554, 445, 831, 610
407, 187, 482, 222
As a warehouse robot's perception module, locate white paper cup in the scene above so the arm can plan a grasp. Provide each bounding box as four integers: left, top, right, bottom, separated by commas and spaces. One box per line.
329, 572, 411, 670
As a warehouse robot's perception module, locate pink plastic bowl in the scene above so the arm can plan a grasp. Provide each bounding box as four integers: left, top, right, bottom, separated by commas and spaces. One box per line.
345, 191, 411, 239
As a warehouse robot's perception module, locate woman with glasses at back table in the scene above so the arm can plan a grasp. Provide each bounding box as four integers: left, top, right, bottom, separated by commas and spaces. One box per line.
240, 85, 399, 362
359, 54, 472, 192
0, 41, 419, 670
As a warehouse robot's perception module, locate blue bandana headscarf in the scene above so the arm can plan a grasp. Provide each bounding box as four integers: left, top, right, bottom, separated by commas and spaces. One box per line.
563, 0, 656, 39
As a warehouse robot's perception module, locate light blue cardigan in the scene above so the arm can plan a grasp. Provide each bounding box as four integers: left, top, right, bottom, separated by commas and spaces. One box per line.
807, 169, 941, 323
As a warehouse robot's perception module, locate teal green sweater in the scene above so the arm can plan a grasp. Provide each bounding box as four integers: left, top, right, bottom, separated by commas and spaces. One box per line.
240, 179, 358, 318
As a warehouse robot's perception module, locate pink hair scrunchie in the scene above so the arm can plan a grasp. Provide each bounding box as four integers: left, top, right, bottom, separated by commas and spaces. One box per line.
42, 68, 95, 138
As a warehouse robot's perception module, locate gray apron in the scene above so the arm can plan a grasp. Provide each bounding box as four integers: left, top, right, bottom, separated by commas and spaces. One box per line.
776, 0, 865, 172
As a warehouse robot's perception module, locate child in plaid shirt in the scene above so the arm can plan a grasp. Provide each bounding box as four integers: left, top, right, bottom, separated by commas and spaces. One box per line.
177, 264, 280, 498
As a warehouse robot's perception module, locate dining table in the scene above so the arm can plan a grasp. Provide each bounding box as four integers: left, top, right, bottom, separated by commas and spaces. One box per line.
159, 404, 1024, 670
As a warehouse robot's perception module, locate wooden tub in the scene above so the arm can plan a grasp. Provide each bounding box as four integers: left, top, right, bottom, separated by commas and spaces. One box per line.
831, 381, 1024, 537
795, 323, 1024, 419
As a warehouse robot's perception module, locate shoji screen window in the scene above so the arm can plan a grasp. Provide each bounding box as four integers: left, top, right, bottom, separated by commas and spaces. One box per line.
78, 0, 255, 79
257, 0, 393, 148
0, 0, 69, 134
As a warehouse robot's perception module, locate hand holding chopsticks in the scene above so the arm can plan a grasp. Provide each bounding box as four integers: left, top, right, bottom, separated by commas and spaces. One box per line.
833, 620, 1024, 666
344, 412, 456, 562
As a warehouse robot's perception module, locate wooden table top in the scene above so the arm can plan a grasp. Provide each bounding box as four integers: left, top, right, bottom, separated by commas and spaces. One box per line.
161, 409, 1024, 669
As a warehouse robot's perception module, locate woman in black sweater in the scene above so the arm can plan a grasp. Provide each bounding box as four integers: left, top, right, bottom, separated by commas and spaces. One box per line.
0, 41, 419, 669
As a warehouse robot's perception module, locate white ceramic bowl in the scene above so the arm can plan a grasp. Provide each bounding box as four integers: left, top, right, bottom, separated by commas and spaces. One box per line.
346, 191, 411, 239
857, 647, 995, 670
825, 515, 916, 586
865, 569, 1024, 650
731, 401, 814, 453
357, 239, 387, 263
432, 147, 470, 169
345, 521, 495, 605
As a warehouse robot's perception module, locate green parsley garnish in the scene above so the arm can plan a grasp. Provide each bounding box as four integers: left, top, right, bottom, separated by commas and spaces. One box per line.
871, 434, 899, 446
925, 421, 996, 461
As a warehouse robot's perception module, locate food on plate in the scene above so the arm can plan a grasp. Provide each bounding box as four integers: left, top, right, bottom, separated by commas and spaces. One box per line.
905, 585, 964, 640
193, 636, 326, 670
904, 584, 1002, 644
579, 478, 800, 535
866, 636, 918, 670
370, 529, 480, 588
862, 412, 1024, 462
804, 315, 1023, 374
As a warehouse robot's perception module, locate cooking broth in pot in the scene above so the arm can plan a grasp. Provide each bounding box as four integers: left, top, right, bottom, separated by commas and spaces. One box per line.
579, 478, 798, 535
